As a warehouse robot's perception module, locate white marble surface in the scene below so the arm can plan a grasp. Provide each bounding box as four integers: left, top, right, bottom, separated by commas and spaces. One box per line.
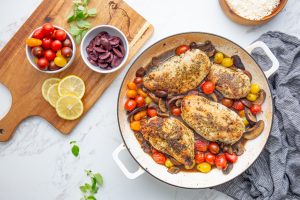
0, 0, 300, 199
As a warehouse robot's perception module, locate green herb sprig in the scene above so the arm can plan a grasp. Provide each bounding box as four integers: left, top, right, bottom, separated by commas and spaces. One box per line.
67, 0, 97, 43
80, 170, 104, 200
70, 141, 80, 157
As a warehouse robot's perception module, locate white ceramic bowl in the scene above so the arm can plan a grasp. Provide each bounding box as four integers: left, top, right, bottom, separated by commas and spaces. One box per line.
80, 25, 129, 74
25, 25, 76, 74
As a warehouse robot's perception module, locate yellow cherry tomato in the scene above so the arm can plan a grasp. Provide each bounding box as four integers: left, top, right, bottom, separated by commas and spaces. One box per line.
130, 121, 141, 131
238, 110, 245, 117
54, 56, 67, 67
56, 50, 63, 57
126, 90, 137, 99
137, 88, 148, 98
127, 82, 137, 90
26, 38, 42, 47
243, 117, 249, 126
164, 158, 174, 168
197, 162, 211, 173
145, 96, 152, 104
214, 52, 224, 64
250, 83, 261, 94
222, 57, 233, 67
133, 110, 147, 121
246, 93, 257, 101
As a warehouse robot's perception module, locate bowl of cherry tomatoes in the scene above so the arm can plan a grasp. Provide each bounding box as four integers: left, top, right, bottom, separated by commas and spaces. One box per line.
26, 23, 76, 73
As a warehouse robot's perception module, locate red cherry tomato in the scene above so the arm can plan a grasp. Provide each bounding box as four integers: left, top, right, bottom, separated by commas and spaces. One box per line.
42, 23, 55, 36
42, 37, 52, 49
194, 140, 208, 152
205, 152, 216, 165
135, 96, 145, 107
125, 99, 137, 111
32, 28, 45, 39
171, 107, 181, 116
201, 81, 215, 94
54, 29, 67, 41
232, 100, 245, 111
151, 147, 159, 154
250, 104, 262, 114
208, 142, 220, 154
134, 77, 143, 84
215, 154, 227, 169
37, 58, 49, 70
152, 152, 166, 164
195, 152, 205, 164
225, 152, 238, 163
44, 50, 56, 61
175, 45, 190, 55
51, 40, 62, 51
147, 108, 157, 117
221, 98, 233, 108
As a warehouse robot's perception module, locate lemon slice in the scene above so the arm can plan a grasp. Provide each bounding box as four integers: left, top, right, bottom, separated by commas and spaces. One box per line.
47, 83, 60, 107
58, 75, 85, 99
56, 96, 84, 120
42, 78, 60, 102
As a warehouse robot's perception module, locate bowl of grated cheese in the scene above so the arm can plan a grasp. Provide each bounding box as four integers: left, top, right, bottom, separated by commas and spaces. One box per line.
219, 0, 288, 25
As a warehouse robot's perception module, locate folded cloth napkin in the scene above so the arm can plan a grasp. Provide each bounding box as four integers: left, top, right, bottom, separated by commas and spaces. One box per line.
215, 31, 300, 200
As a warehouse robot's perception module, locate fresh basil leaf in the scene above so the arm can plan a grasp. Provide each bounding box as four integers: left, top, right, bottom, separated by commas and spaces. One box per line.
67, 13, 77, 23
87, 8, 97, 16
77, 10, 86, 19
72, 145, 80, 157
78, 5, 85, 11
80, 185, 88, 193
81, 30, 88, 38
69, 24, 81, 36
76, 34, 82, 44
85, 196, 96, 200
94, 173, 103, 186
77, 20, 91, 29
91, 178, 99, 193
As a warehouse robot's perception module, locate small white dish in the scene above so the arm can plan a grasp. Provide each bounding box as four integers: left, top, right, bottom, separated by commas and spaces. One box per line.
80, 25, 129, 74
26, 25, 76, 74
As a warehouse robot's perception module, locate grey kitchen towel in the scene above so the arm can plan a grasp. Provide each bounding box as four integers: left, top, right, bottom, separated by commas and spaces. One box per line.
215, 31, 300, 200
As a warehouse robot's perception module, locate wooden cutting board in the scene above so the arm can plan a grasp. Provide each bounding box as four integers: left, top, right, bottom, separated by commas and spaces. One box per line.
0, 0, 153, 141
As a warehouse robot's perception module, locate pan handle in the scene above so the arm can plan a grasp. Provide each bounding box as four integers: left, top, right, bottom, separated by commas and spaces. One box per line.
112, 143, 145, 179
246, 41, 279, 78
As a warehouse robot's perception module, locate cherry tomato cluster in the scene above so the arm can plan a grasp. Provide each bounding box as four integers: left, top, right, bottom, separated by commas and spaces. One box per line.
26, 23, 73, 71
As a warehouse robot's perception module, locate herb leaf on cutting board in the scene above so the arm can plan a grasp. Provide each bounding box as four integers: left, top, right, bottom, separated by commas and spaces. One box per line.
67, 0, 97, 43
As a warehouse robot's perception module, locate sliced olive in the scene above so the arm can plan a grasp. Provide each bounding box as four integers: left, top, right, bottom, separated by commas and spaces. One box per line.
253, 89, 266, 105
243, 120, 265, 140
166, 95, 185, 108
241, 98, 253, 108
158, 98, 168, 113
245, 107, 257, 125
231, 55, 245, 70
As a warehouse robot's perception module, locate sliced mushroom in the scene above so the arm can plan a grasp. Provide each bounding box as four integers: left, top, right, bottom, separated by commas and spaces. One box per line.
245, 107, 257, 125
253, 89, 266, 105
146, 91, 160, 103
243, 120, 265, 140
167, 166, 180, 174
155, 90, 168, 98
223, 145, 233, 154
141, 141, 151, 154
167, 95, 185, 108
158, 98, 168, 113
136, 67, 146, 77
189, 41, 216, 57
222, 163, 233, 175
127, 105, 147, 121
241, 98, 253, 108
233, 141, 245, 156
231, 55, 245, 70
175, 99, 182, 107
134, 132, 145, 143
169, 157, 182, 166
157, 111, 170, 118
208, 93, 218, 102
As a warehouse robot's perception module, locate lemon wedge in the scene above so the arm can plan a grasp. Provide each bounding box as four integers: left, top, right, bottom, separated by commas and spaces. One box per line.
42, 78, 60, 102
56, 96, 84, 120
58, 75, 85, 99
47, 83, 60, 108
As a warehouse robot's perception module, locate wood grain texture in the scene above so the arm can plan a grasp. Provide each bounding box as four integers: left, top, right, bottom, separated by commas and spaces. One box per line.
0, 0, 153, 141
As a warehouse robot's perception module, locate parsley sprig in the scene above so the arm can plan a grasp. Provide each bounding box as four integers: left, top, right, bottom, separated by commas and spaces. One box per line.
67, 0, 97, 43
80, 170, 104, 200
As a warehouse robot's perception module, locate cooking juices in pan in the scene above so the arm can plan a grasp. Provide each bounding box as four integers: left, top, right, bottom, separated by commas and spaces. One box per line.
124, 41, 266, 174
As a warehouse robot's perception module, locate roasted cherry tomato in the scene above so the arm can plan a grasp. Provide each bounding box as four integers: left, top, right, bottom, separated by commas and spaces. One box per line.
175, 45, 190, 55
147, 108, 157, 117
215, 154, 227, 169
126, 90, 137, 99
26, 38, 42, 47
31, 46, 44, 58
37, 58, 49, 70
51, 40, 62, 51
32, 28, 45, 39
195, 152, 205, 164
225, 152, 238, 163
133, 110, 147, 121
137, 88, 147, 97
172, 107, 181, 116
222, 57, 233, 67
214, 52, 224, 64
53, 29, 66, 41
44, 50, 56, 61
232, 100, 245, 111
197, 162, 211, 173
63, 39, 72, 48
42, 23, 55, 36
130, 121, 141, 131
134, 77, 143, 84
208, 142, 220, 154
42, 37, 52, 49
221, 98, 233, 108
205, 152, 216, 165
164, 158, 174, 168
152, 152, 166, 164
135, 96, 145, 107
194, 140, 208, 152
124, 99, 137, 111
61, 47, 73, 58
127, 82, 137, 90
250, 83, 260, 94
250, 104, 262, 114
246, 93, 257, 101
201, 81, 215, 94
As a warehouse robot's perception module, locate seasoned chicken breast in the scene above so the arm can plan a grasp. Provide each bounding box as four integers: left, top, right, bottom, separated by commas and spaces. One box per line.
181, 95, 245, 144
207, 64, 251, 99
140, 116, 195, 168
143, 49, 210, 94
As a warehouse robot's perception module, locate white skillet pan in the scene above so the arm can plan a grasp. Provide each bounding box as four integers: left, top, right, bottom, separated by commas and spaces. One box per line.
113, 33, 279, 188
